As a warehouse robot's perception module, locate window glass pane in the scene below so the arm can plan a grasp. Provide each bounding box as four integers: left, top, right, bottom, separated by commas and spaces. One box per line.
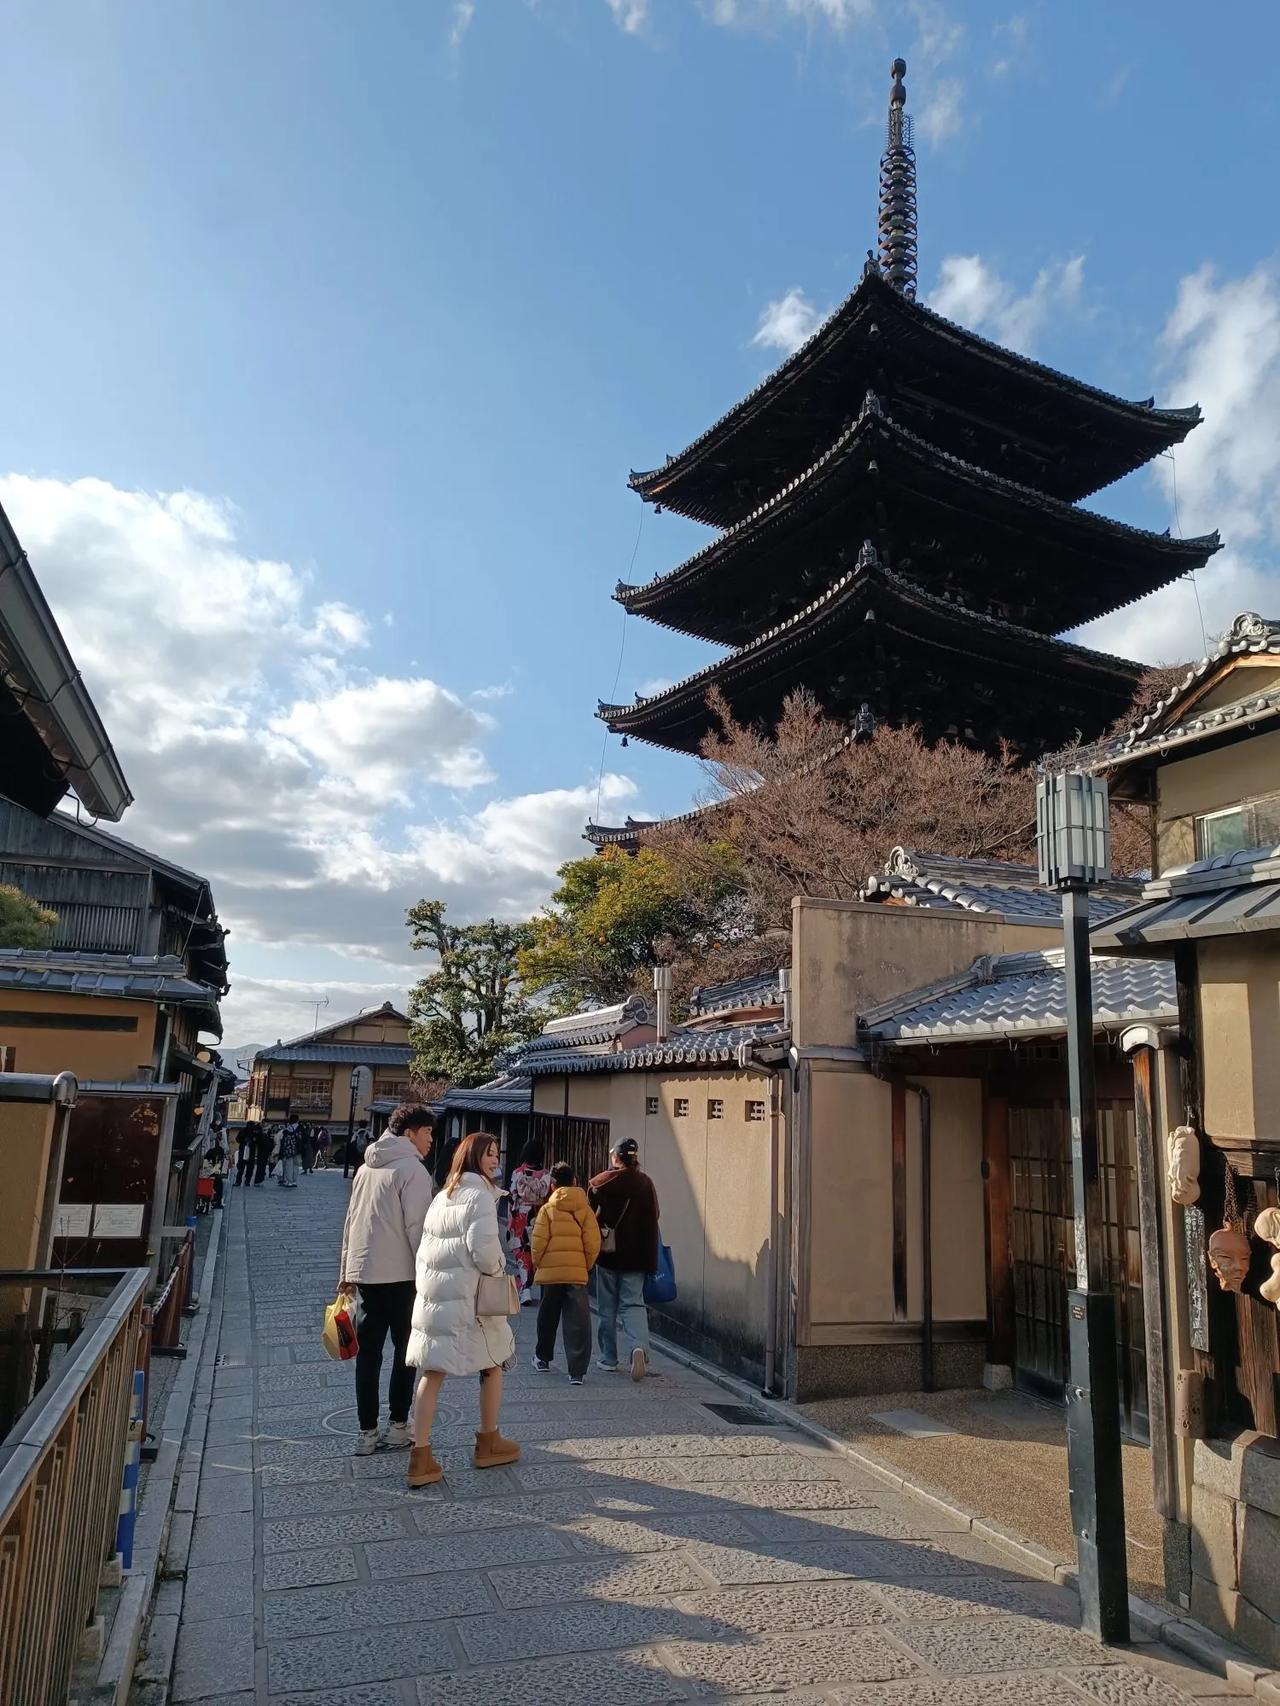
1197, 807, 1247, 859
1253, 794, 1280, 851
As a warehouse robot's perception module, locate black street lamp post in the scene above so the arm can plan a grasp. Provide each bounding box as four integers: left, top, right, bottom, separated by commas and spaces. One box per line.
1036, 770, 1130, 1644
344, 1065, 365, 1180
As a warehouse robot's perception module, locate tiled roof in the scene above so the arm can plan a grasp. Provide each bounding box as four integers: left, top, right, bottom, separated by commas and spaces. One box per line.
523, 1019, 789, 1076
1092, 845, 1280, 951
277, 1002, 409, 1051
619, 396, 1217, 644
629, 269, 1199, 515
440, 1074, 532, 1113
1078, 612, 1280, 772
254, 1042, 412, 1066
0, 949, 222, 1014
863, 848, 1142, 924
688, 971, 783, 1016
863, 949, 1175, 1047
522, 994, 653, 1056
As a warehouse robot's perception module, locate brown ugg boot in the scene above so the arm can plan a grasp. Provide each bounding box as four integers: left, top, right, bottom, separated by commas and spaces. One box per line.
473, 1428, 520, 1469
406, 1444, 444, 1487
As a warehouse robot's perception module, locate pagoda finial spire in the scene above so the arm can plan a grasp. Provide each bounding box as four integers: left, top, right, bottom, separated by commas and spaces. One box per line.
878, 56, 918, 300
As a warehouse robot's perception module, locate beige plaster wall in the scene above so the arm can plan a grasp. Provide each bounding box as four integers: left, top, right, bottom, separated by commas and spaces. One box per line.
1198, 937, 1280, 1140
0, 1101, 58, 1270
532, 1078, 563, 1115
916, 1075, 986, 1323
807, 1067, 895, 1325
0, 991, 158, 1081
564, 1076, 616, 1122
790, 898, 1060, 1046
1156, 727, 1280, 874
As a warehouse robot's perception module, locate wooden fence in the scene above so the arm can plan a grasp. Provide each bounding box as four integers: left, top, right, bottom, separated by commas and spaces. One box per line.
0, 1267, 148, 1706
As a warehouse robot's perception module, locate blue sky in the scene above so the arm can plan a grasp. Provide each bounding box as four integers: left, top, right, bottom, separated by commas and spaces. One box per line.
1, 0, 1277, 1044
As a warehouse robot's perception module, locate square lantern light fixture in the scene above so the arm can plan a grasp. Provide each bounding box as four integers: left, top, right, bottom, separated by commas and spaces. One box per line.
1036, 771, 1111, 891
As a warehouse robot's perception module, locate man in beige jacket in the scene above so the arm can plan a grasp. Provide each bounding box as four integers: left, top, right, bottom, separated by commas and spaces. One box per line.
337, 1103, 435, 1453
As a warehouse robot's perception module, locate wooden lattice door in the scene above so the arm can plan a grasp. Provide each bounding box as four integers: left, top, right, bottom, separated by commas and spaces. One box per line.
1008, 1100, 1147, 1440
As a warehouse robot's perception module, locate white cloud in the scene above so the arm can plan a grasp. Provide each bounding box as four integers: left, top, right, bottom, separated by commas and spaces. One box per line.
752, 287, 824, 356
0, 473, 645, 1042
1078, 262, 1280, 664
701, 0, 874, 30
930, 252, 1085, 356
991, 12, 1030, 76
273, 677, 494, 799
450, 0, 476, 51
916, 77, 964, 146
471, 681, 514, 702
221, 975, 417, 1052
606, 0, 650, 33
637, 676, 675, 697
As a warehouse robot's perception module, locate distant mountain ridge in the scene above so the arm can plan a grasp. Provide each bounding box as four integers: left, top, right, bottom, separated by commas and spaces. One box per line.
222, 1042, 266, 1078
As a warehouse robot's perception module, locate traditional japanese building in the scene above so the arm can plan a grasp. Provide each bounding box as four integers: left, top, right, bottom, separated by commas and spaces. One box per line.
598, 59, 1218, 760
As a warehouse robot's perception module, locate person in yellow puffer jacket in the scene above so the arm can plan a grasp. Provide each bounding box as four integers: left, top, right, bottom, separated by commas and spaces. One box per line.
530, 1162, 602, 1384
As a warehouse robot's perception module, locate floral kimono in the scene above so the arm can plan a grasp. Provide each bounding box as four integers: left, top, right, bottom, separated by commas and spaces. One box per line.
507, 1162, 552, 1301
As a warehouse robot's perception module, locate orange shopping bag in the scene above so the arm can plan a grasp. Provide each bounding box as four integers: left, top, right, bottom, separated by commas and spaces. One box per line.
321, 1294, 359, 1361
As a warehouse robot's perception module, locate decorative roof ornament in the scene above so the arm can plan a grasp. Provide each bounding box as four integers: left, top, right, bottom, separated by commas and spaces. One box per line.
878, 58, 918, 300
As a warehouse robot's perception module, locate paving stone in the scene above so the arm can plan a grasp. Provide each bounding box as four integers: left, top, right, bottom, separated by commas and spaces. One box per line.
662, 1629, 920, 1694
188, 1512, 254, 1566
514, 1459, 689, 1491
263, 1510, 409, 1552
262, 1477, 413, 1519
1066, 1668, 1208, 1704
488, 1549, 711, 1609
264, 1569, 492, 1639
208, 1393, 254, 1422
892, 1613, 1111, 1674
262, 1684, 402, 1705
420, 1648, 682, 1706
673, 1578, 896, 1634
204, 1417, 257, 1448
568, 1511, 759, 1553
872, 1576, 1079, 1624
829, 1677, 1093, 1705
260, 1455, 352, 1486
742, 1499, 937, 1534
180, 1562, 255, 1622
409, 1490, 598, 1536
543, 1431, 796, 1461
693, 1479, 882, 1514
687, 1538, 983, 1587
365, 1522, 573, 1579
267, 1621, 455, 1693
259, 1435, 354, 1465
196, 1472, 254, 1516
261, 1545, 359, 1592
679, 1455, 830, 1484
203, 1441, 254, 1472
172, 1613, 254, 1701
457, 1598, 696, 1663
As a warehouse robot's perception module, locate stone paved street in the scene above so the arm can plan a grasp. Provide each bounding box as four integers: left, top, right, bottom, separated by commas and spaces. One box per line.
171, 1171, 1246, 1704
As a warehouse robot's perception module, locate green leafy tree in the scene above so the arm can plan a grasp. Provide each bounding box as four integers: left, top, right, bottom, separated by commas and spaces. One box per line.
0, 884, 57, 948
406, 900, 539, 1087
518, 843, 745, 1012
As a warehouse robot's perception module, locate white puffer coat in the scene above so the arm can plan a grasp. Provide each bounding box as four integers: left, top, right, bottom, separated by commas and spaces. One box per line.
406, 1173, 515, 1376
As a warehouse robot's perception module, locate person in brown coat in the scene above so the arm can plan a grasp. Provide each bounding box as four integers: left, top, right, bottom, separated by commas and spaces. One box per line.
530, 1162, 601, 1384
588, 1137, 659, 1381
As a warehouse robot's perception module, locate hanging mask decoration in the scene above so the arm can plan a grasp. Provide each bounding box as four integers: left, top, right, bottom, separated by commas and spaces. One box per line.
1255, 1204, 1280, 1311
1167, 1125, 1201, 1206
1208, 1163, 1251, 1294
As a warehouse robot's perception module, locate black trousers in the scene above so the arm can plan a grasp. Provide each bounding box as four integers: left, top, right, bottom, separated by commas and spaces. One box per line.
535, 1283, 592, 1379
235, 1149, 252, 1186
354, 1281, 416, 1430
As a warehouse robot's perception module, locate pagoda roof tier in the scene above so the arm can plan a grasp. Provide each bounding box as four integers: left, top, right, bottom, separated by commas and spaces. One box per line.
629, 270, 1201, 524
598, 544, 1142, 758
617, 397, 1218, 646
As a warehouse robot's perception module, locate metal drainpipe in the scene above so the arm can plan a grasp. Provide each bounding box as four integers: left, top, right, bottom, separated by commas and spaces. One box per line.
738, 1045, 787, 1398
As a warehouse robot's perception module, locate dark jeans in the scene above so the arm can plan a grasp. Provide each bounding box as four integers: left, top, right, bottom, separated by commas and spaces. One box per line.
235, 1149, 252, 1186
535, 1284, 592, 1379
354, 1281, 416, 1430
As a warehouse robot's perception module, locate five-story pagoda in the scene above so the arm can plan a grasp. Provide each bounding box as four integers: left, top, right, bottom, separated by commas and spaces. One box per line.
598, 59, 1218, 760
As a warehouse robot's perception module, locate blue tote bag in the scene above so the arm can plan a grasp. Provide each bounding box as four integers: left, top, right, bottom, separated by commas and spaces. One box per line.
644, 1238, 677, 1306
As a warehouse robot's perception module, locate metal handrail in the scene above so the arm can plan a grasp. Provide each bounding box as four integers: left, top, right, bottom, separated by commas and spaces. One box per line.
0, 1265, 148, 1706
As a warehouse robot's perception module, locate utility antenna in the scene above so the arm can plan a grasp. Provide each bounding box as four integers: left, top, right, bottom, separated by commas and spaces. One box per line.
878, 57, 918, 300
312, 994, 330, 1035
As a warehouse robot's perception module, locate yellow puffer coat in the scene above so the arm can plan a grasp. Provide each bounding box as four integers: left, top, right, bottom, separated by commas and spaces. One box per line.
530, 1186, 601, 1287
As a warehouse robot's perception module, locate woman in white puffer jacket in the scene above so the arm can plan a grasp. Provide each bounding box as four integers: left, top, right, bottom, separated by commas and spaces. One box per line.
404, 1129, 518, 1487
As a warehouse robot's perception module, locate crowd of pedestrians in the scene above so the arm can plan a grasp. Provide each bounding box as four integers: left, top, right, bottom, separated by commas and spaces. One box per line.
334, 1105, 665, 1486
230, 1116, 341, 1187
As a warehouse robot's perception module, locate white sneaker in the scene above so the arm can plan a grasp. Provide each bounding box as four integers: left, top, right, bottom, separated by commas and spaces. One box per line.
630, 1347, 647, 1382
383, 1422, 412, 1450
354, 1429, 382, 1455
